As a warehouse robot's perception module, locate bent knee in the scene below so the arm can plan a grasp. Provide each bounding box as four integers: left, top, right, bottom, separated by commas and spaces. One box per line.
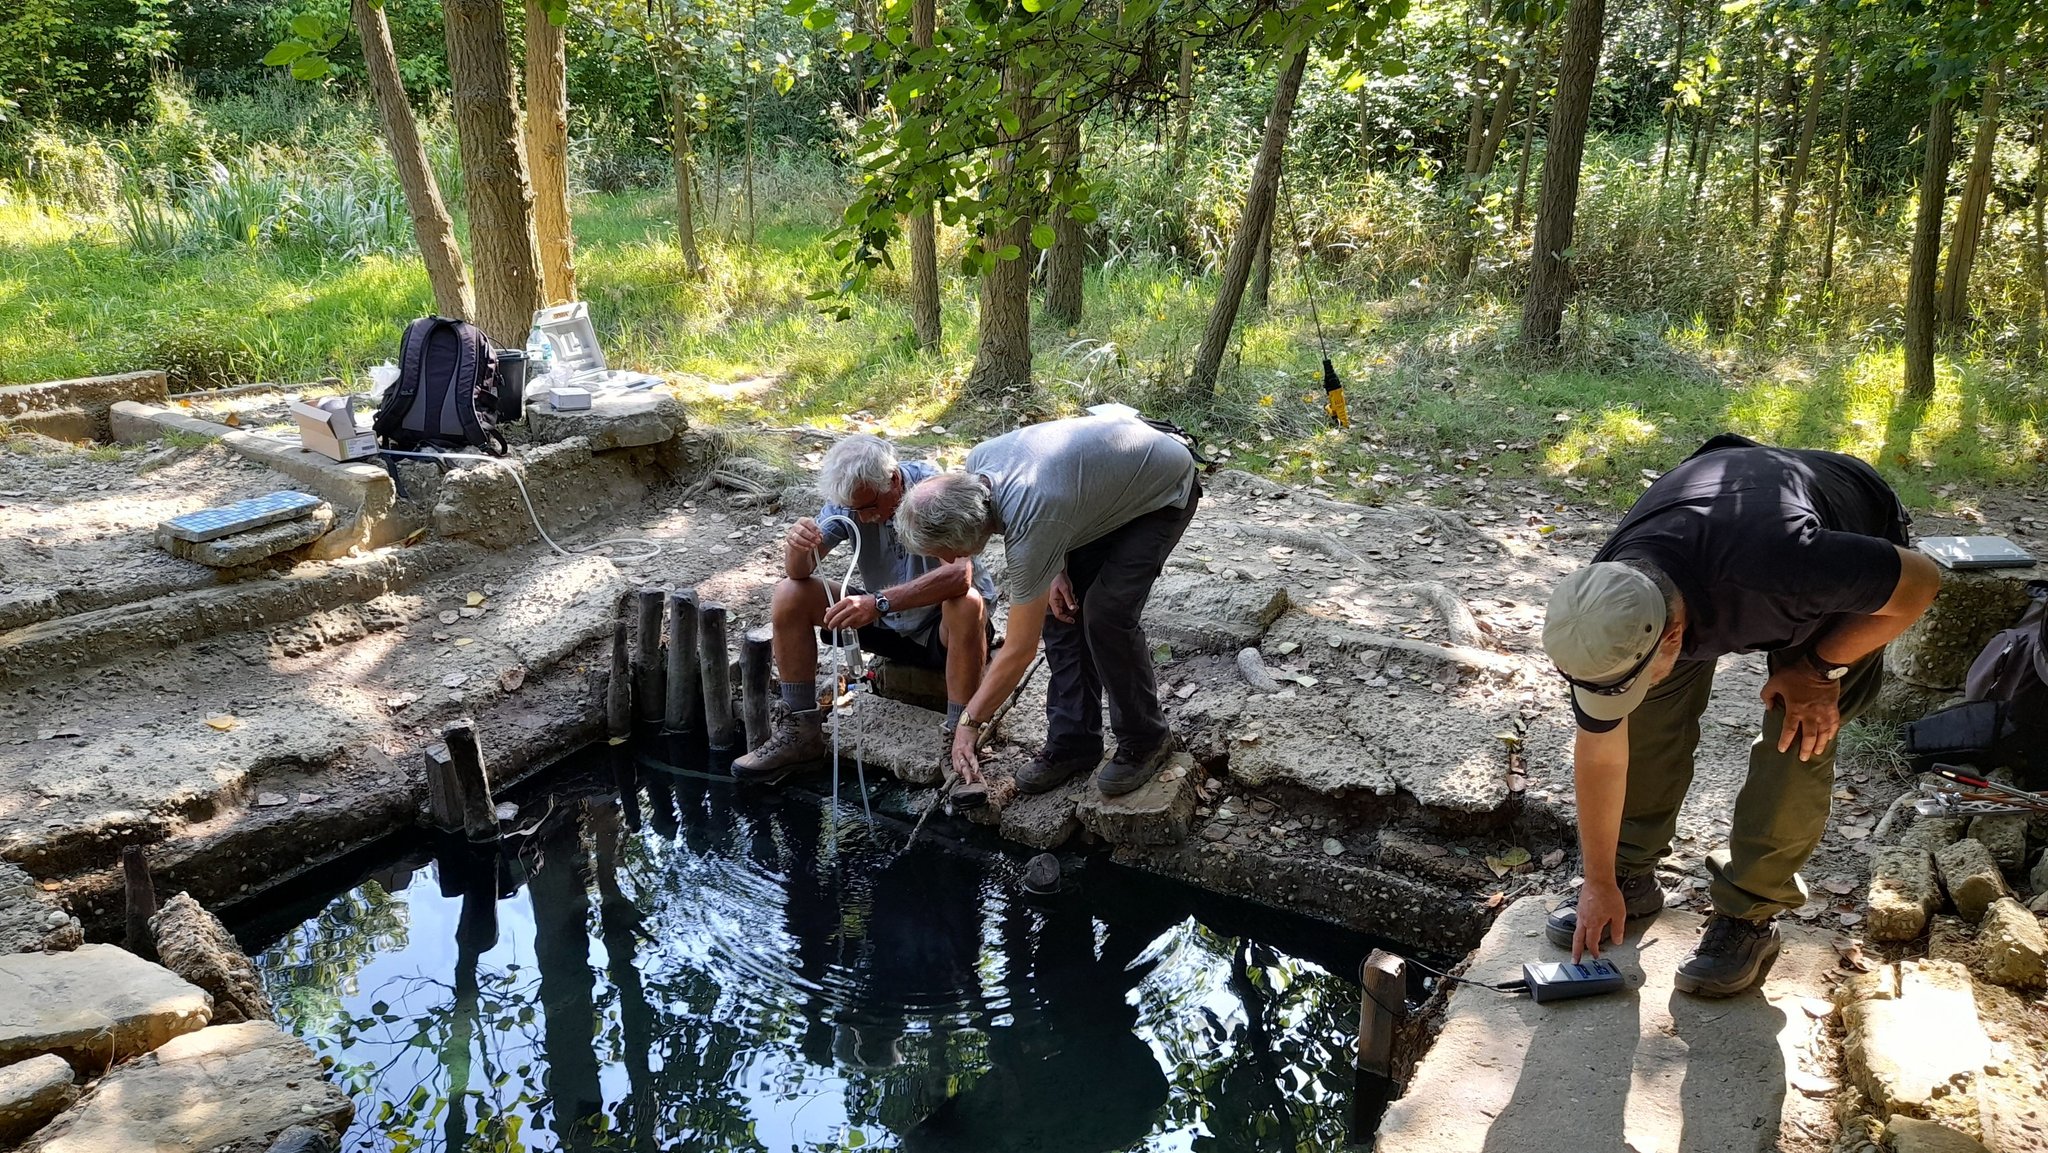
942, 588, 986, 621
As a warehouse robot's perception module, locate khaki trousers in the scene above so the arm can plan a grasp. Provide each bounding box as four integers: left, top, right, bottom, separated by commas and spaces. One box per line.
1615, 650, 1886, 920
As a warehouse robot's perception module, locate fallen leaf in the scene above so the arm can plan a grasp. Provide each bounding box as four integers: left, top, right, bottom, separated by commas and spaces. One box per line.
1839, 826, 1870, 841
1832, 937, 1877, 973
205, 715, 242, 732
499, 666, 527, 692
607, 735, 628, 746
438, 610, 460, 625
1822, 878, 1856, 896
297, 793, 322, 804
1837, 911, 1864, 928
254, 792, 288, 807
494, 801, 519, 821
223, 411, 241, 428
453, 637, 475, 647
442, 673, 468, 688
1801, 997, 1834, 1019
1541, 849, 1566, 868
1274, 641, 1300, 655
1484, 891, 1506, 909
1485, 856, 1511, 878
1496, 846, 1531, 868
1789, 1071, 1838, 1096
466, 591, 484, 606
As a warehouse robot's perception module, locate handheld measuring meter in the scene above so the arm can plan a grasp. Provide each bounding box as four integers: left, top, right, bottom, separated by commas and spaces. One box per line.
1520, 957, 1628, 1003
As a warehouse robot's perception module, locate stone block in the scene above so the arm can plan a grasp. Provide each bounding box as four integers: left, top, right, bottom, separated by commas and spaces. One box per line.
869, 658, 948, 711
526, 391, 688, 451
155, 506, 333, 568
1964, 813, 2029, 875
2, 409, 98, 443
1974, 897, 2047, 989
1868, 846, 1940, 942
837, 694, 949, 786
1832, 964, 1898, 1013
1898, 816, 1968, 855
1141, 573, 1290, 654
1076, 753, 1200, 846
21, 1022, 352, 1153
999, 778, 1087, 850
1891, 567, 2041, 690
1935, 839, 2012, 922
0, 862, 81, 954
0, 944, 211, 1072
0, 1055, 77, 1147
1886, 1117, 1992, 1153
150, 894, 274, 1025
0, 371, 168, 440
1839, 959, 1987, 1118
2031, 850, 2048, 899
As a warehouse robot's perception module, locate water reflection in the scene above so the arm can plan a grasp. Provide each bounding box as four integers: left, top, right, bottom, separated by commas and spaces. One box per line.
247, 749, 1376, 1152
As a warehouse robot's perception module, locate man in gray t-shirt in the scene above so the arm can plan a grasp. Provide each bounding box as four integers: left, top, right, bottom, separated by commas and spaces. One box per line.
894, 415, 1200, 798
734, 434, 995, 788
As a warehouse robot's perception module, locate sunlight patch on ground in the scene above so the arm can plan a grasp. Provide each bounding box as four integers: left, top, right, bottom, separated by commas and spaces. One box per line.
1543, 407, 1662, 476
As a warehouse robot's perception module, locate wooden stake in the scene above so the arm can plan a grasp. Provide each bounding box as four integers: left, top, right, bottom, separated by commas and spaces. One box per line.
606, 592, 631, 740
698, 602, 738, 750
439, 719, 501, 842
741, 626, 774, 750
633, 586, 665, 726
1356, 948, 1407, 1079
664, 589, 700, 734
122, 845, 157, 961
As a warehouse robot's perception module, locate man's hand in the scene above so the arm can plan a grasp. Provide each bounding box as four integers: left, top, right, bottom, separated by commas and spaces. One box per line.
822, 594, 881, 632
1049, 570, 1078, 623
1572, 878, 1628, 962
950, 723, 983, 784
1762, 663, 1842, 762
787, 516, 826, 556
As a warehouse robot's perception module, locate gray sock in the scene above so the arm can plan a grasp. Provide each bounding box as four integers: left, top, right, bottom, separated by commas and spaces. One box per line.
945, 701, 966, 728
780, 681, 812, 711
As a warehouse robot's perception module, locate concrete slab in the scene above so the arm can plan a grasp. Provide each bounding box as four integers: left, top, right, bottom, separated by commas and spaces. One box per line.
0, 944, 212, 1072
1141, 572, 1290, 654
0, 1054, 76, 1146
154, 506, 333, 567
838, 693, 948, 785
1076, 752, 1200, 845
0, 372, 167, 441
526, 391, 688, 451
1376, 897, 1838, 1153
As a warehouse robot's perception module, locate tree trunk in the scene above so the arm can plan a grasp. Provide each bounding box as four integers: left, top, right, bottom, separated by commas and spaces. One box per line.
1249, 210, 1274, 311
442, 0, 543, 346
1818, 67, 1852, 288
670, 83, 703, 275
1938, 60, 2004, 331
1358, 81, 1373, 166
1046, 117, 1085, 325
354, 0, 472, 320
1171, 41, 1195, 171
1747, 34, 1764, 229
907, 0, 941, 349
1689, 86, 1725, 217
1520, 0, 1606, 349
743, 1, 759, 249
964, 63, 1034, 403
1659, 0, 1687, 186
524, 0, 574, 305
1762, 32, 1829, 312
1511, 40, 1545, 232
1903, 94, 1956, 402
2034, 110, 2047, 333
1187, 45, 1309, 402
1456, 47, 1525, 278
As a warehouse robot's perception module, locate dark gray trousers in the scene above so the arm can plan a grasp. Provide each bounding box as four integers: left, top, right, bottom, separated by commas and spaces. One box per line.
1041, 483, 1200, 757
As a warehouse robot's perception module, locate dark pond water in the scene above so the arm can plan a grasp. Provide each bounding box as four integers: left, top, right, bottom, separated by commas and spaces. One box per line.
241, 743, 1398, 1153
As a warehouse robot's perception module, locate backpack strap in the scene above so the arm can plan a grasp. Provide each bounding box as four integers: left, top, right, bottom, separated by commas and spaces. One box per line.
449, 324, 491, 449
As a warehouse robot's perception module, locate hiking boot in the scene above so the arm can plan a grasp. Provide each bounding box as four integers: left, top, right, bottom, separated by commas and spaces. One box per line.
1544, 872, 1668, 949
1097, 736, 1175, 797
731, 707, 826, 785
1016, 745, 1103, 795
1674, 915, 1781, 997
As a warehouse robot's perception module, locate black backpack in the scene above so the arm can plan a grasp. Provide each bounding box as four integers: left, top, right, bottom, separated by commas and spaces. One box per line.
1905, 580, 2048, 783
374, 316, 514, 456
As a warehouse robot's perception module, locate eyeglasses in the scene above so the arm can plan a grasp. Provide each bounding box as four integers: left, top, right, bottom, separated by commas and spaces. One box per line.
1559, 643, 1657, 698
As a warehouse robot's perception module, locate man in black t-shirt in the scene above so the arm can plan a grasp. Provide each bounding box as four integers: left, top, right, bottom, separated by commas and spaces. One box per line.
1541, 435, 1941, 997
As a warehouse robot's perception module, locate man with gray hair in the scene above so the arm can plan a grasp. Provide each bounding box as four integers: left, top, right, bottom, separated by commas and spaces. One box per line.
733, 433, 995, 787
894, 414, 1200, 798
1542, 434, 1939, 997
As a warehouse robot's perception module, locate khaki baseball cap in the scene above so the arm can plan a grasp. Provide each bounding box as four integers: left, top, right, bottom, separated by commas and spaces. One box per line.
1543, 562, 1669, 723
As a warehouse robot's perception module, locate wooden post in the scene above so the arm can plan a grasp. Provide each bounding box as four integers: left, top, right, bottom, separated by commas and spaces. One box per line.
1356, 948, 1407, 1079
122, 845, 157, 962
439, 719, 500, 842
698, 602, 738, 750
633, 587, 665, 726
741, 626, 774, 750
607, 592, 631, 740
664, 589, 700, 734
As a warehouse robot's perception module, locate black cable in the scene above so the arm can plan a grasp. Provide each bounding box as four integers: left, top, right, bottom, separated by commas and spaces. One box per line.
1394, 952, 1530, 997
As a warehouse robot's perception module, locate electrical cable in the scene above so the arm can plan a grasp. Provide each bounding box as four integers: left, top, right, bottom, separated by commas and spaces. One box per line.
813, 513, 876, 848
1390, 952, 1529, 999
376, 448, 663, 563
1279, 173, 1349, 429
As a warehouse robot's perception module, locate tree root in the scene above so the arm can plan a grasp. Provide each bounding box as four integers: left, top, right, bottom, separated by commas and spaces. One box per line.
1392, 580, 1492, 650
1237, 647, 1284, 693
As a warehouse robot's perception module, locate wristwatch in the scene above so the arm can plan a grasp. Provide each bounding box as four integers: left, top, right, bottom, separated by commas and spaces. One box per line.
874, 592, 892, 617
1801, 647, 1850, 681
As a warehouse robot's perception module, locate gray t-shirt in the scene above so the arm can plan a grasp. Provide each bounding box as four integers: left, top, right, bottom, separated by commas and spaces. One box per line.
819, 460, 996, 636
967, 416, 1197, 603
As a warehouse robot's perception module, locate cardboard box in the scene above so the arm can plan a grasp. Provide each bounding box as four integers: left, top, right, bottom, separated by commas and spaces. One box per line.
291, 397, 379, 461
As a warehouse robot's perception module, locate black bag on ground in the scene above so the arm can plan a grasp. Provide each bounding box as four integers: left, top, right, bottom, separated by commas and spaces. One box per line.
1904, 580, 2048, 782
374, 316, 511, 456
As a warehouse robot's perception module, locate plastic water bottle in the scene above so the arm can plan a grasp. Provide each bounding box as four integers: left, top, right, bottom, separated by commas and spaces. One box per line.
524, 329, 556, 398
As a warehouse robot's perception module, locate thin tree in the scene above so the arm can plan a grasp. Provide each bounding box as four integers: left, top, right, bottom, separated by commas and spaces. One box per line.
1937, 59, 2005, 331
1171, 41, 1196, 171
667, 78, 705, 275
1657, 0, 1688, 187
1520, 0, 1606, 349
1762, 30, 1829, 313
353, 0, 472, 320
526, 0, 576, 304
1817, 62, 1853, 289
1046, 117, 1085, 325
2034, 110, 2047, 335
1187, 45, 1310, 401
963, 62, 1036, 402
442, 0, 544, 345
1511, 37, 1546, 231
1746, 30, 1765, 228
1902, 93, 1956, 401
906, 0, 941, 349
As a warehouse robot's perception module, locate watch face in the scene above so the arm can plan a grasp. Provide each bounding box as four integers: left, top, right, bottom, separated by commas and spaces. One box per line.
1826, 666, 1848, 680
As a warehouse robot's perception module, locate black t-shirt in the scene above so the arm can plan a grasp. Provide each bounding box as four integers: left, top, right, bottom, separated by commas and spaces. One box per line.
1569, 435, 1909, 732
